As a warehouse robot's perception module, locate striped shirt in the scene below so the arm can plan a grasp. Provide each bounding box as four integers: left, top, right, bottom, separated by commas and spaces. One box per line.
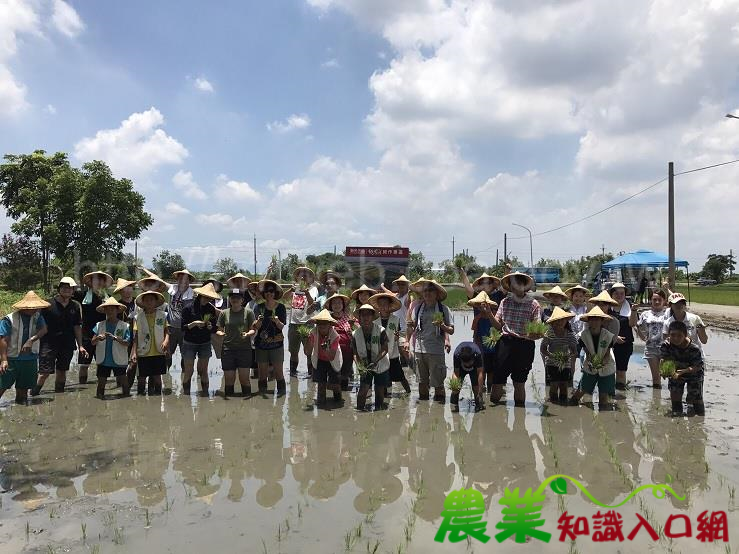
496, 295, 540, 339
541, 328, 578, 367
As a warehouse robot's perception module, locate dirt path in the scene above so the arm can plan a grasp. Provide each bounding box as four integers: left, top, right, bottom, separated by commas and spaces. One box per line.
689, 302, 739, 332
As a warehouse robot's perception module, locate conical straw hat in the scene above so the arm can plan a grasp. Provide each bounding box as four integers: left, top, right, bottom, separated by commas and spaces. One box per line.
113, 278, 136, 294
12, 291, 50, 310
588, 290, 619, 306
546, 306, 576, 324
580, 306, 613, 321
467, 291, 498, 308
96, 296, 127, 314
135, 291, 165, 308
543, 285, 568, 300
192, 282, 220, 301
83, 271, 113, 288
472, 272, 501, 288
368, 293, 402, 312
351, 284, 376, 301
309, 309, 338, 325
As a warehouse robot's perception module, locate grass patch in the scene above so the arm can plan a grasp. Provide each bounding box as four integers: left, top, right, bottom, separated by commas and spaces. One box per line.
674, 283, 739, 306
0, 289, 26, 317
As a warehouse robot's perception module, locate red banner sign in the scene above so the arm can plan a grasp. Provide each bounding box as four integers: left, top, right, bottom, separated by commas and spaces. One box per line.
345, 247, 409, 258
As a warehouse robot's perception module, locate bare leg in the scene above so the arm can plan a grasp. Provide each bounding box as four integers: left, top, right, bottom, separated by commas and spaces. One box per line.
647, 358, 661, 388
117, 375, 130, 396
15, 388, 28, 404
490, 384, 505, 403
197, 357, 209, 395
182, 357, 195, 393
96, 376, 107, 398
237, 367, 251, 394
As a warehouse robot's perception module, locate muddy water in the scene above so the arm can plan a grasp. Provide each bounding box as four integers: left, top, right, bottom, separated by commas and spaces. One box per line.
1, 313, 738, 553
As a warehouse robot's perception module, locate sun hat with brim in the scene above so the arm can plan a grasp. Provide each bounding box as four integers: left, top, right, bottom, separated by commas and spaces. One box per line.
588, 290, 619, 306
546, 306, 576, 324
351, 284, 376, 302
227, 273, 251, 287
392, 275, 411, 284
324, 293, 350, 311
96, 296, 127, 314
609, 282, 629, 293
258, 279, 284, 300
58, 276, 78, 288
12, 291, 50, 311
353, 303, 377, 319
368, 293, 402, 313
246, 281, 259, 296
472, 272, 501, 289
113, 278, 137, 294
467, 291, 498, 308
203, 277, 224, 292
309, 309, 338, 325
565, 285, 590, 298
83, 271, 113, 288
138, 275, 168, 294
580, 306, 613, 322
668, 292, 687, 304
293, 266, 315, 282
135, 291, 165, 308
172, 269, 195, 281
501, 272, 534, 292
417, 279, 448, 301
543, 285, 568, 300
319, 271, 343, 287
193, 282, 220, 301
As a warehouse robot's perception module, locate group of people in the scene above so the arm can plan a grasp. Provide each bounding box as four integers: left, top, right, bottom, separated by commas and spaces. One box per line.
0, 264, 709, 416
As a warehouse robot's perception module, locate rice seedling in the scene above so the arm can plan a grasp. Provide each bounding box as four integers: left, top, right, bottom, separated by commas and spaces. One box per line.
525, 320, 548, 336
366, 540, 380, 554
659, 360, 677, 379
81, 522, 87, 541
92, 545, 101, 554
46, 546, 55, 554
549, 350, 571, 370
482, 328, 501, 348
25, 521, 29, 540
144, 508, 151, 528
355, 359, 371, 378
296, 324, 312, 339
447, 376, 463, 393
588, 353, 605, 373
432, 312, 444, 325
113, 527, 124, 545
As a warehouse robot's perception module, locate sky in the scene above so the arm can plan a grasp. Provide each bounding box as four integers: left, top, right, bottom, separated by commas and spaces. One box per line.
1, 0, 738, 273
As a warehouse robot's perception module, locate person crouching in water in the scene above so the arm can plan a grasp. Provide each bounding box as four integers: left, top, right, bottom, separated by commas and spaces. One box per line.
661, 320, 705, 416
131, 291, 169, 396
451, 342, 485, 411
369, 292, 411, 394
91, 297, 132, 398
539, 307, 577, 404
306, 309, 343, 406
569, 307, 616, 409
353, 304, 390, 410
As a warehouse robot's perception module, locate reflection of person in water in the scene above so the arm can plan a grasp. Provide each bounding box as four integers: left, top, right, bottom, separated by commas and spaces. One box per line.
485, 410, 539, 497
252, 409, 289, 508
450, 410, 498, 514
304, 411, 347, 500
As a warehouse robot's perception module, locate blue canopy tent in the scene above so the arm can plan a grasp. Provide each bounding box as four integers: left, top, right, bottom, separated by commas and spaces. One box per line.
601, 250, 690, 302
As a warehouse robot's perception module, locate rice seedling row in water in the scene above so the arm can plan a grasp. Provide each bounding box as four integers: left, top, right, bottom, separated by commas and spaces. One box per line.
482, 328, 501, 348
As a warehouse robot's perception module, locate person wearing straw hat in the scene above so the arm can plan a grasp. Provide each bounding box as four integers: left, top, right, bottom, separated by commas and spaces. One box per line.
113, 278, 137, 324
0, 291, 49, 404
489, 271, 540, 408
284, 266, 318, 377
306, 309, 343, 406
370, 292, 411, 395
138, 274, 169, 295
352, 304, 390, 410
180, 282, 219, 396
390, 275, 413, 367
604, 283, 639, 389
316, 271, 342, 311
91, 297, 132, 399
540, 285, 569, 323
540, 307, 577, 403
74, 271, 113, 384
167, 268, 196, 370
406, 279, 453, 402
467, 291, 498, 395
216, 289, 256, 397
253, 279, 288, 396
203, 276, 226, 309
569, 306, 617, 408
324, 293, 355, 391
131, 291, 169, 396
661, 292, 708, 356
350, 284, 376, 309
565, 285, 590, 336
129, 274, 169, 389
451, 341, 485, 411
34, 277, 85, 395
459, 270, 501, 301
227, 273, 252, 308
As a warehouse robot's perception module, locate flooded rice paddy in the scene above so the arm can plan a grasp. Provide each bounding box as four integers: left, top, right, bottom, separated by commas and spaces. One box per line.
1, 312, 738, 553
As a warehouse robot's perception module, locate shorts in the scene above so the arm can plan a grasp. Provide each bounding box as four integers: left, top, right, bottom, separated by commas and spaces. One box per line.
388, 357, 405, 382
288, 323, 311, 357
613, 343, 633, 372
221, 348, 253, 371
579, 373, 616, 396
455, 367, 479, 387
545, 365, 571, 386
168, 327, 184, 356
181, 341, 212, 361
97, 364, 127, 378
79, 333, 94, 365
415, 352, 447, 388
360, 370, 391, 388
137, 355, 167, 377
0, 359, 38, 390
39, 344, 74, 374
668, 377, 704, 404
255, 347, 284, 366
493, 335, 535, 385
312, 359, 340, 384
482, 351, 496, 375
644, 345, 661, 360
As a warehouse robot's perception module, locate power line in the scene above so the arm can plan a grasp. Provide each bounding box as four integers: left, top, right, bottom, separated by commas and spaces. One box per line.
674, 157, 739, 176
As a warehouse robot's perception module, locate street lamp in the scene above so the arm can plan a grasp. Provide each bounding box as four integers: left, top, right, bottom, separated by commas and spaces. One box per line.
512, 223, 533, 270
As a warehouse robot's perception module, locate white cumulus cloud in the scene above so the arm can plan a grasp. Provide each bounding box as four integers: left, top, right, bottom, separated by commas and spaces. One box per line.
52, 0, 84, 38
172, 170, 208, 200
194, 76, 214, 93
164, 202, 190, 215
266, 113, 311, 133
215, 174, 260, 201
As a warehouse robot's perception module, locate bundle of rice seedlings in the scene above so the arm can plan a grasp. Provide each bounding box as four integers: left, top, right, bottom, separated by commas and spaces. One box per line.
482, 328, 502, 348
549, 350, 571, 370
296, 324, 312, 339
525, 320, 548, 336
432, 312, 445, 325
659, 360, 677, 379
589, 353, 605, 373
447, 375, 463, 392
355, 359, 371, 377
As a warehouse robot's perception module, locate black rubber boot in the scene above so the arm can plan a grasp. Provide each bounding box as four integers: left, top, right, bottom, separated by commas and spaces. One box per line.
276, 379, 287, 397
333, 390, 343, 403
450, 392, 460, 405
182, 380, 191, 395
31, 385, 42, 397
224, 385, 235, 397
418, 383, 430, 401
55, 381, 66, 393
258, 379, 268, 396
693, 403, 705, 416
671, 401, 683, 415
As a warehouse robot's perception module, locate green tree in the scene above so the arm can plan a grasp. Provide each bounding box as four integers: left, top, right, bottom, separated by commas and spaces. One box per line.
439, 253, 485, 282
110, 252, 143, 280
279, 253, 303, 281
487, 255, 523, 278
0, 234, 42, 291
213, 257, 238, 277
407, 251, 433, 279
152, 250, 186, 279
535, 258, 563, 269
702, 253, 735, 283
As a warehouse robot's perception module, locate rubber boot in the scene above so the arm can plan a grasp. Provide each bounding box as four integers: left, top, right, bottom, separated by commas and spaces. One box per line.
341, 378, 350, 392
31, 385, 42, 397
289, 361, 298, 377
276, 379, 287, 397
224, 385, 235, 397
240, 382, 252, 396
434, 387, 446, 404
153, 384, 162, 395
671, 401, 683, 415
182, 380, 191, 395
54, 381, 66, 393
450, 391, 460, 405
693, 403, 705, 416
418, 382, 430, 401
316, 385, 327, 406
200, 381, 209, 396
258, 379, 268, 396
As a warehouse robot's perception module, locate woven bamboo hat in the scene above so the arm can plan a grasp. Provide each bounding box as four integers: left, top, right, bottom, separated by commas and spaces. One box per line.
83, 271, 113, 288
324, 293, 350, 312
580, 306, 613, 321
467, 291, 498, 308
113, 278, 137, 294
309, 309, 338, 325
258, 279, 284, 300
353, 303, 377, 319
12, 291, 50, 310
564, 285, 590, 298
293, 266, 315, 281
227, 272, 251, 287
368, 292, 402, 312
351, 284, 376, 302
138, 274, 168, 294
588, 290, 619, 306
546, 306, 575, 324
319, 270, 342, 287
472, 272, 501, 288
501, 271, 534, 292
542, 285, 568, 300
192, 282, 220, 301
96, 296, 127, 314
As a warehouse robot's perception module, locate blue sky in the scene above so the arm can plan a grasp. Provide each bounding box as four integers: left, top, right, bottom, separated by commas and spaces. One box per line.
2, 0, 739, 272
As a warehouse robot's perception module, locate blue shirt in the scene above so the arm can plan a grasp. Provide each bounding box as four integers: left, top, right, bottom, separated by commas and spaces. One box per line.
472, 307, 496, 353
93, 320, 131, 368
0, 313, 47, 360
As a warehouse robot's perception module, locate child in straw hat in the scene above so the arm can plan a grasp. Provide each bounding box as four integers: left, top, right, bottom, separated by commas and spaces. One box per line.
540, 307, 577, 403
467, 291, 498, 394
180, 283, 219, 396
0, 292, 49, 404
540, 286, 569, 323
353, 304, 390, 410
370, 292, 411, 394
285, 267, 318, 377
565, 285, 589, 336
569, 306, 617, 408
216, 289, 256, 397
74, 271, 113, 385
91, 297, 132, 398
380, 275, 412, 367
131, 291, 169, 396
307, 309, 343, 406
325, 294, 355, 391
489, 272, 541, 408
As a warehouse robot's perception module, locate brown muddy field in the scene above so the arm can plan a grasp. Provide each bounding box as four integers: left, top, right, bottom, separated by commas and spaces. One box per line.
0, 312, 738, 554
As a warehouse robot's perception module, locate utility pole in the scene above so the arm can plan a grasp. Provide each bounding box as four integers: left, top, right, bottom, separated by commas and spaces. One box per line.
731, 249, 734, 279
278, 249, 282, 281
333, 245, 336, 256
496, 249, 499, 267
504, 233, 507, 264
253, 233, 257, 277
134, 241, 138, 280
452, 236, 455, 260
601, 244, 605, 257
668, 162, 675, 289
